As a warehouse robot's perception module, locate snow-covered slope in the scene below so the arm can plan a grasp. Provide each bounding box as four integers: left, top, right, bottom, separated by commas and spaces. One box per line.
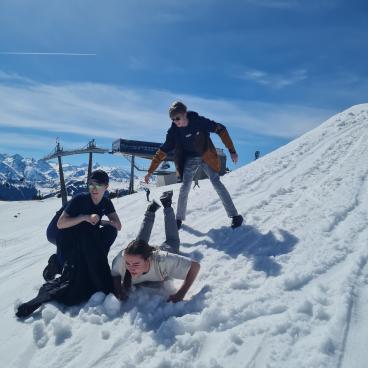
0, 104, 367, 367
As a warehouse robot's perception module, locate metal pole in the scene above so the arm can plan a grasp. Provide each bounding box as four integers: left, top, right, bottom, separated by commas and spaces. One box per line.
87, 152, 93, 182
57, 155, 67, 206
129, 155, 135, 194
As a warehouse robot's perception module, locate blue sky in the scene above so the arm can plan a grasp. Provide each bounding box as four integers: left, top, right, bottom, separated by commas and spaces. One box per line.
0, 0, 367, 171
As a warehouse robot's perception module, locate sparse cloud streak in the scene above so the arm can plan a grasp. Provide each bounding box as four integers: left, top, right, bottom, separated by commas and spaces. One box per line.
0, 52, 96, 56
237, 68, 307, 89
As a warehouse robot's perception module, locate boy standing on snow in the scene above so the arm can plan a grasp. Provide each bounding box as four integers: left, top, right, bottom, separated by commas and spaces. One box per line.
144, 101, 243, 229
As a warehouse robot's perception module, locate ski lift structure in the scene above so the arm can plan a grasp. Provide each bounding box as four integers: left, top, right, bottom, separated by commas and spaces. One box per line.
111, 138, 177, 192
42, 139, 108, 206
42, 137, 228, 205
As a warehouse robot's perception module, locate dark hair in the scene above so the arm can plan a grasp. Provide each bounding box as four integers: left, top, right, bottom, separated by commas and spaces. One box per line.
122, 239, 156, 290
90, 169, 109, 185
169, 101, 187, 118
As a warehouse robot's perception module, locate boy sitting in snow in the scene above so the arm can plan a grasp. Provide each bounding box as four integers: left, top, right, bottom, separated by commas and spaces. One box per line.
43, 170, 121, 281
16, 170, 122, 318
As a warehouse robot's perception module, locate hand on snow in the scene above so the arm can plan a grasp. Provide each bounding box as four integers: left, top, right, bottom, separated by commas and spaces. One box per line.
167, 291, 185, 303
115, 287, 128, 301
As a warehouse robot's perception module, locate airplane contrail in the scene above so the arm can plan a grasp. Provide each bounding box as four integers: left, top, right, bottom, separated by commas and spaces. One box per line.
0, 52, 96, 56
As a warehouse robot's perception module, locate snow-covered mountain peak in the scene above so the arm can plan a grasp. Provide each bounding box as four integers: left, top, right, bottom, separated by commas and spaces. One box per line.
0, 154, 133, 200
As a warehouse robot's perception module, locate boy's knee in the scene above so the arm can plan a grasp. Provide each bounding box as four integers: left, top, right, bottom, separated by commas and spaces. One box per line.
181, 178, 192, 187
110, 226, 118, 239
103, 225, 118, 240
181, 181, 193, 193
46, 224, 59, 246
210, 175, 221, 184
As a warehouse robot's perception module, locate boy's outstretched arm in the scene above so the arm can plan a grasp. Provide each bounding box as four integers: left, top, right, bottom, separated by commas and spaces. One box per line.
168, 261, 200, 303
112, 275, 128, 301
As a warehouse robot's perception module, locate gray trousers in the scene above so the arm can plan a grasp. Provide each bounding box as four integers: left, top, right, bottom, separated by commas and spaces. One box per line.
176, 157, 238, 221
136, 207, 180, 253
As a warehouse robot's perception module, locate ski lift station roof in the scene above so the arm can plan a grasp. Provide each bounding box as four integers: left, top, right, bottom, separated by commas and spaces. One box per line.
111, 138, 174, 161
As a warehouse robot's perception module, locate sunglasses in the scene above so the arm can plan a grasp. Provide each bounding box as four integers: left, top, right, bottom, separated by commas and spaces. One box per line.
88, 183, 104, 190
172, 116, 182, 122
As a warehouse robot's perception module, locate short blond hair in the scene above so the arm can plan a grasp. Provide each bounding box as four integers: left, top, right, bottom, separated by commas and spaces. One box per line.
169, 101, 187, 118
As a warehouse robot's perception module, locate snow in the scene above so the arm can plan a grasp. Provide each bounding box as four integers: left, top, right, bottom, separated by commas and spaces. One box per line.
1, 104, 368, 367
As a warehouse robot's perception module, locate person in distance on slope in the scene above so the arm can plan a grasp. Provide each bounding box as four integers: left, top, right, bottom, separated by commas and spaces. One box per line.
42, 170, 122, 281
143, 187, 151, 202
15, 170, 122, 318
144, 101, 243, 230
111, 190, 200, 303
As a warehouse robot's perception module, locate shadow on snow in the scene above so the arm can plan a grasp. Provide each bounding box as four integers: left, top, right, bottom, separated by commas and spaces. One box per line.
181, 223, 298, 277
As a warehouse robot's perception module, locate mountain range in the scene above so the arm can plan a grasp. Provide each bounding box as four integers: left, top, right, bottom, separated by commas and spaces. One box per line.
0, 153, 134, 200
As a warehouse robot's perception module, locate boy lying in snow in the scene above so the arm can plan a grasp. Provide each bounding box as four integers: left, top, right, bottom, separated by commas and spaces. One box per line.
111, 190, 200, 303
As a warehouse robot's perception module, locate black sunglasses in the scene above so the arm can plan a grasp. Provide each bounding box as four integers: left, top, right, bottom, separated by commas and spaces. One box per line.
172, 116, 182, 122
88, 183, 104, 190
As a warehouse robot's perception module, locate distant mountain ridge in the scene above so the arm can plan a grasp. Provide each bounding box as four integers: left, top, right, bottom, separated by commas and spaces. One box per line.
0, 153, 134, 201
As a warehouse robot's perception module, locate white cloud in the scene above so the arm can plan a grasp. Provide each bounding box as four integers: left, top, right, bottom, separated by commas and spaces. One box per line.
0, 132, 55, 150
0, 70, 35, 84
0, 72, 335, 156
0, 80, 168, 141
179, 95, 333, 138
0, 52, 96, 56
237, 68, 307, 89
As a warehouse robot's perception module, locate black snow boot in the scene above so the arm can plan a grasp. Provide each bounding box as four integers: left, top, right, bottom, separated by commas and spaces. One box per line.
16, 300, 44, 318
231, 215, 243, 229
16, 274, 71, 318
147, 200, 161, 213
160, 190, 173, 208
